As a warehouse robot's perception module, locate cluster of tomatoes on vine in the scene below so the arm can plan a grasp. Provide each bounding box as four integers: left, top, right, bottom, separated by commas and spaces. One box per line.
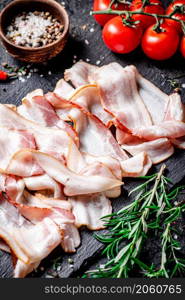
93, 0, 185, 60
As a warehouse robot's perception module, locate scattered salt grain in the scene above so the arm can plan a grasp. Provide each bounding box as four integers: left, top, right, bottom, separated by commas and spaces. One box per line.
96, 60, 101, 65
174, 234, 178, 240
57, 265, 62, 271
90, 27, 95, 33
19, 77, 26, 82
86, 58, 90, 62
45, 274, 54, 278
40, 74, 44, 77
85, 39, 89, 45
182, 83, 185, 89
48, 71, 52, 75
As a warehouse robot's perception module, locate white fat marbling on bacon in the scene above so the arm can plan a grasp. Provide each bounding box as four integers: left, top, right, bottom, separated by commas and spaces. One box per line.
24, 174, 65, 199
0, 193, 61, 267
6, 150, 123, 195
18, 95, 77, 141
0, 128, 36, 170
133, 121, 185, 140
121, 152, 152, 177
69, 193, 112, 230
93, 63, 152, 131
121, 138, 174, 164
64, 61, 98, 88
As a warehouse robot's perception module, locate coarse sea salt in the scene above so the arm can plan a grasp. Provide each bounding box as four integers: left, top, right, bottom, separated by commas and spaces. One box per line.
6, 12, 52, 47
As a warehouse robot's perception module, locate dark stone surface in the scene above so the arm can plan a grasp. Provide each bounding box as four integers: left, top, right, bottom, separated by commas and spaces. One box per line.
0, 0, 185, 278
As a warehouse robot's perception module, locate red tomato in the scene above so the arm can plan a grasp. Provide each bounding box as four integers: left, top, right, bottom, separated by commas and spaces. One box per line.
93, 0, 130, 26
141, 23, 180, 60
165, 0, 185, 33
102, 16, 143, 53
180, 35, 185, 57
130, 0, 165, 29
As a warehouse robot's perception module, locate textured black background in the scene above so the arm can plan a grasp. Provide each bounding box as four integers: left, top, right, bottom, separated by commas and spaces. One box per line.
0, 0, 185, 278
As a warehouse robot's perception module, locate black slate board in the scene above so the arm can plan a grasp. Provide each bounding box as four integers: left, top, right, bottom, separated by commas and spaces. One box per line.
0, 0, 185, 278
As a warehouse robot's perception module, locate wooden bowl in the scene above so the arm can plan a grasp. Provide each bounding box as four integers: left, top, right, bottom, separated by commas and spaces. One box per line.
0, 0, 69, 63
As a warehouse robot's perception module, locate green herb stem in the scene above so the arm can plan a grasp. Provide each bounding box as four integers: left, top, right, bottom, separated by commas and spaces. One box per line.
86, 165, 185, 278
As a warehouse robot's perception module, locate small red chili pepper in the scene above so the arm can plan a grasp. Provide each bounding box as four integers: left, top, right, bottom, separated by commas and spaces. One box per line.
0, 70, 8, 81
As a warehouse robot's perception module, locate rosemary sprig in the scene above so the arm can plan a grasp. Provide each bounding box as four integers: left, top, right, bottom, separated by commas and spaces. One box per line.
146, 203, 185, 278
86, 165, 185, 278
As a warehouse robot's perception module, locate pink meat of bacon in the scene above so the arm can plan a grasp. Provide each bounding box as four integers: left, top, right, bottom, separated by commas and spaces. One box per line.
0, 60, 184, 279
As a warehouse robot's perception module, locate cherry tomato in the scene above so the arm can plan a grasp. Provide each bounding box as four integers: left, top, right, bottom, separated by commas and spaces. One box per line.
93, 0, 130, 26
102, 16, 143, 53
141, 23, 180, 60
180, 35, 185, 57
165, 0, 185, 34
130, 0, 165, 29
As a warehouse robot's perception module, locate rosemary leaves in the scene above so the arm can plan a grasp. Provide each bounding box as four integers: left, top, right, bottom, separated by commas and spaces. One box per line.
86, 165, 185, 278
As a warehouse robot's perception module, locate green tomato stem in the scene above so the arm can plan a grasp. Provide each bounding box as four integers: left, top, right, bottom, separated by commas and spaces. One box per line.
92, 6, 185, 26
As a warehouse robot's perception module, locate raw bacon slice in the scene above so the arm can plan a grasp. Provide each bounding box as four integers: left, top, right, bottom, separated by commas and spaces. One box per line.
46, 94, 152, 176
82, 152, 122, 198
0, 193, 61, 265
0, 103, 75, 142
0, 103, 80, 162
64, 61, 98, 88
17, 95, 77, 141
133, 121, 185, 140
33, 127, 79, 162
69, 193, 112, 230
116, 128, 144, 145
13, 217, 62, 263
170, 136, 185, 149
54, 78, 74, 99
68, 85, 113, 127
164, 93, 185, 122
5, 176, 25, 203
121, 152, 152, 177
18, 96, 63, 127
18, 192, 80, 253
23, 89, 44, 101
24, 174, 64, 199
6, 150, 44, 177
49, 84, 113, 127
14, 260, 40, 278
0, 239, 10, 253
93, 63, 152, 130
6, 150, 123, 196
0, 128, 36, 169
47, 96, 129, 160
121, 138, 174, 164
60, 223, 81, 253
0, 173, 6, 192
135, 67, 169, 124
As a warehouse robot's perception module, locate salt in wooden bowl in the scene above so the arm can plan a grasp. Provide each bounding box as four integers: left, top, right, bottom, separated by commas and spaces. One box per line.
0, 0, 69, 63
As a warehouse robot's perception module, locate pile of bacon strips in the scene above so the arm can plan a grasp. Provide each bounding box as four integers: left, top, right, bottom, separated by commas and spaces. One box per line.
0, 61, 185, 277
